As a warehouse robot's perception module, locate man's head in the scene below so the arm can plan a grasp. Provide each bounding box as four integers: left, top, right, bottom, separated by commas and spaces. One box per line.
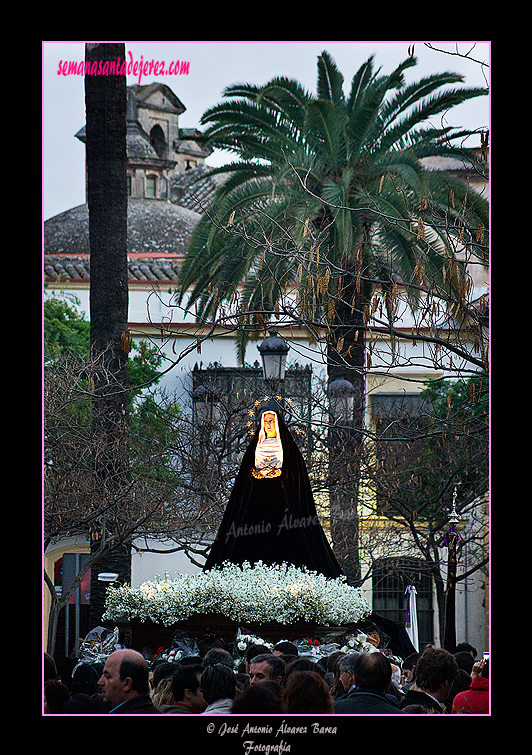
273, 641, 298, 658
455, 642, 477, 658
171, 664, 206, 711
200, 663, 237, 705
454, 651, 475, 674
402, 652, 421, 683
413, 648, 458, 702
249, 653, 285, 686
337, 652, 360, 693
244, 644, 271, 672
203, 647, 234, 669
352, 652, 392, 695
98, 649, 150, 708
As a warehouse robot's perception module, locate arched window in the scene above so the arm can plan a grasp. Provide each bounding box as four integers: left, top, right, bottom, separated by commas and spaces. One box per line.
150, 124, 167, 159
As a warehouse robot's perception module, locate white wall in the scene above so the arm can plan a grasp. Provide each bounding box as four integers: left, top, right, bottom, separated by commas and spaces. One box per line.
131, 538, 203, 586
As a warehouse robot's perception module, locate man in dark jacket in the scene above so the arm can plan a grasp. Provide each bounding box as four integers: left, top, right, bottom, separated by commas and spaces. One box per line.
98, 649, 160, 714
333, 652, 404, 714
400, 648, 458, 713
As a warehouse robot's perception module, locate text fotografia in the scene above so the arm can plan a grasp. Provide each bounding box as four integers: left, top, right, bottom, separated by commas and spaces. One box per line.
57, 52, 190, 84
207, 720, 338, 753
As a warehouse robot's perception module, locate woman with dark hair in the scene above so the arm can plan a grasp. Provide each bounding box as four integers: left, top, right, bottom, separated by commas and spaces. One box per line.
284, 656, 326, 684
64, 694, 104, 714
204, 407, 341, 578
44, 680, 70, 714
231, 680, 283, 714
451, 659, 489, 714
282, 671, 334, 714
200, 663, 237, 715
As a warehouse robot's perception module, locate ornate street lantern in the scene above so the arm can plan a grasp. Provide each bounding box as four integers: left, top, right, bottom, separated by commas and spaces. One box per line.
192, 383, 220, 426
257, 329, 290, 383
328, 374, 356, 423
443, 487, 462, 653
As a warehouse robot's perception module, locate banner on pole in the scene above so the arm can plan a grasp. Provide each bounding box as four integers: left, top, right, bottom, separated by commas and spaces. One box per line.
405, 584, 419, 652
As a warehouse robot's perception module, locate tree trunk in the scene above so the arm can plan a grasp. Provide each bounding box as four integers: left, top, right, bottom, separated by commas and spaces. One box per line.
328, 262, 367, 585
84, 43, 131, 628
45, 571, 60, 657
443, 530, 458, 653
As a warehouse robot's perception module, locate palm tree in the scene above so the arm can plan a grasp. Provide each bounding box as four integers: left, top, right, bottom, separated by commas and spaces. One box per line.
177, 51, 488, 580
178, 51, 487, 383
84, 42, 131, 626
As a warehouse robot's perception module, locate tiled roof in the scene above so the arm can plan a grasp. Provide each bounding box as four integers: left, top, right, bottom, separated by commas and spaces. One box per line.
44, 198, 201, 256
170, 163, 228, 214
44, 254, 183, 283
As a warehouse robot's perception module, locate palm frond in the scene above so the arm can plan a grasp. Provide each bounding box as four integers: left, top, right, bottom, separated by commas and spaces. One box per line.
317, 50, 345, 106
378, 85, 488, 154
305, 98, 347, 172
256, 76, 311, 129
346, 56, 378, 111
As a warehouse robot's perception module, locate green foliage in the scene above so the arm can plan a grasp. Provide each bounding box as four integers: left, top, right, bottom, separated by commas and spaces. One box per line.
421, 372, 488, 422
127, 340, 163, 396
44, 293, 163, 396
417, 373, 489, 517
371, 371, 489, 530
177, 50, 489, 365
44, 293, 90, 360
44, 293, 184, 489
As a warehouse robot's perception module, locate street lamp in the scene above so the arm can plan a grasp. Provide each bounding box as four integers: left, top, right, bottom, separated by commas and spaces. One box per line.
257, 329, 290, 383
443, 487, 461, 653
192, 383, 221, 426
328, 374, 355, 423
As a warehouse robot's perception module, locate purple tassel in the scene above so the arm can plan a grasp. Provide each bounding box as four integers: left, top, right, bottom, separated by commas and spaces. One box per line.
443, 524, 463, 547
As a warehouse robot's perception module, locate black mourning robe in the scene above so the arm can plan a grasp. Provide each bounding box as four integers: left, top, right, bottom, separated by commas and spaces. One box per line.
204, 411, 342, 579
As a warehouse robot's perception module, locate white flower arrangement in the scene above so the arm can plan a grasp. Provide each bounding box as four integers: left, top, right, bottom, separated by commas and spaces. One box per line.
235, 633, 274, 655
340, 632, 380, 654
102, 561, 371, 627
158, 646, 184, 663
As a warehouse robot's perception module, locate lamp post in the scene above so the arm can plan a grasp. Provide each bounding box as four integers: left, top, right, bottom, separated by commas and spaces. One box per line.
443, 488, 461, 653
327, 374, 360, 585
327, 375, 356, 425
257, 329, 290, 395
192, 383, 221, 427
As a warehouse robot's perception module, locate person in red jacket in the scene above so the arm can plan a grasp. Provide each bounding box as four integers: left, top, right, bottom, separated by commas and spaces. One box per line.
452, 658, 489, 714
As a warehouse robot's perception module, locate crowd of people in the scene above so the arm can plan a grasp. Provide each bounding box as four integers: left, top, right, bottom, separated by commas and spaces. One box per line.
44, 637, 489, 715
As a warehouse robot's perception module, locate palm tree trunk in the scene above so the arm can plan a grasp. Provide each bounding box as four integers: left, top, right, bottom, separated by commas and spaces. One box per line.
328, 263, 367, 585
84, 43, 131, 628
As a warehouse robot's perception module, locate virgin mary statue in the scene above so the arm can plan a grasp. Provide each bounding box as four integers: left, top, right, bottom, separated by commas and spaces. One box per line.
204, 407, 342, 579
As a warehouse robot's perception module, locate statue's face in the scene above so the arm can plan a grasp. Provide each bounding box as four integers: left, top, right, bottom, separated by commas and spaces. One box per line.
263, 413, 277, 438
